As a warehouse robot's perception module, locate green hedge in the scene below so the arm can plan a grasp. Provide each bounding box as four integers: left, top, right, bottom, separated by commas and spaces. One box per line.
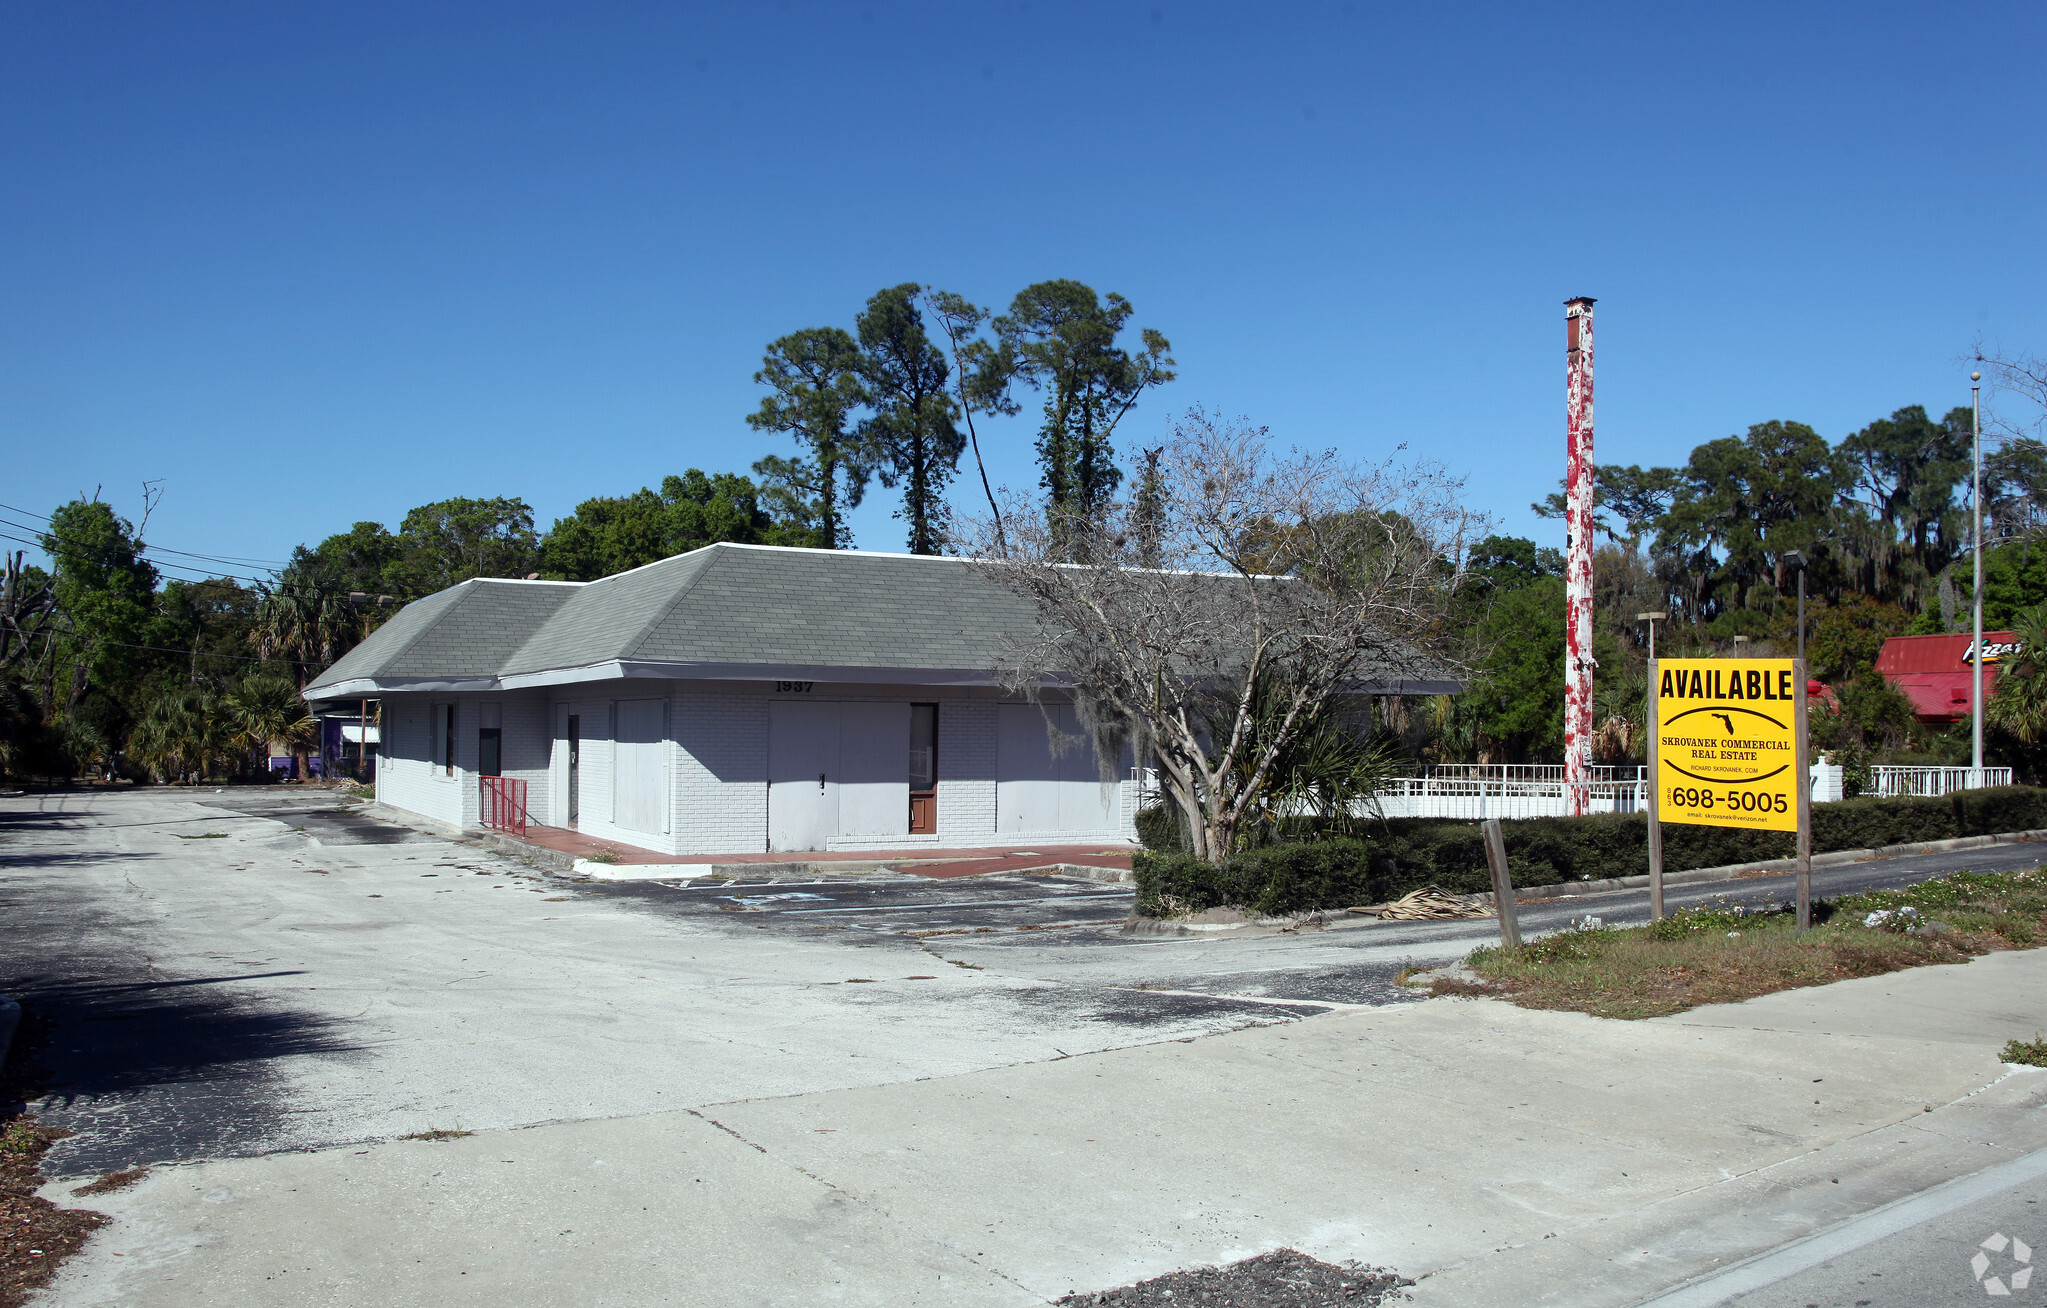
1132, 786, 2047, 919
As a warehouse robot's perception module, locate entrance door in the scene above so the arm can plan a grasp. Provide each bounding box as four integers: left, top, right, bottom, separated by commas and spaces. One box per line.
908, 703, 938, 834
566, 714, 580, 827
768, 701, 838, 851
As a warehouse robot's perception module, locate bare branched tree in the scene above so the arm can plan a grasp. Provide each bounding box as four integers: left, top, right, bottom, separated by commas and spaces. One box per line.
1977, 346, 2047, 441
965, 409, 1484, 861
1976, 346, 2047, 541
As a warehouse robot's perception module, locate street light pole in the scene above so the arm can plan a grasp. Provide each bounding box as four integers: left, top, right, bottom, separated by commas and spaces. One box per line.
1783, 551, 1808, 667
1637, 611, 1666, 662
1973, 371, 1985, 785
1636, 611, 1667, 804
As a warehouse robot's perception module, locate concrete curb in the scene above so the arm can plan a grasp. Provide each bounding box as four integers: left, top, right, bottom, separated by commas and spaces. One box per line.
356, 804, 1138, 885
576, 859, 901, 882
1470, 827, 2047, 906
1126, 828, 2047, 935
0, 995, 20, 1074
575, 859, 1134, 884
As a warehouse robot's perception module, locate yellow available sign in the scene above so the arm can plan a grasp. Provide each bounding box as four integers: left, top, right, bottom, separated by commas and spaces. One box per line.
1654, 658, 1800, 832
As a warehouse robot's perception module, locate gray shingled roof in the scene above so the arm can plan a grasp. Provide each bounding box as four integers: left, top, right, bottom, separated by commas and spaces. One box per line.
505, 546, 1035, 675
308, 578, 579, 688
304, 543, 1456, 696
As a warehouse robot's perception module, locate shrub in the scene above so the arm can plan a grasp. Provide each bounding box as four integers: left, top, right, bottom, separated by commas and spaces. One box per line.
1132, 850, 1268, 917
1133, 804, 1188, 854
1131, 786, 2047, 918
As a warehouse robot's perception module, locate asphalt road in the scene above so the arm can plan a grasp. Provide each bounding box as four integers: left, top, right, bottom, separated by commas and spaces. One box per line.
1723, 1183, 2047, 1306
3, 786, 2041, 1182
1635, 1143, 2047, 1307
579, 834, 2047, 1009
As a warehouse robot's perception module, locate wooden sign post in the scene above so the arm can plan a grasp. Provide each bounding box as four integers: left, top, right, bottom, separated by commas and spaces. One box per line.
1482, 817, 1521, 948
1648, 657, 1809, 925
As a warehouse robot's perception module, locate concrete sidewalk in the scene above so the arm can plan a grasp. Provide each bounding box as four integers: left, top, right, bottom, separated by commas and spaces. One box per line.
40, 948, 2047, 1307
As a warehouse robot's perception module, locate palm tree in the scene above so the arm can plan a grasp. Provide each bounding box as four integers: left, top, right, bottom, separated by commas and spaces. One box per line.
1592, 663, 1648, 765
254, 557, 355, 688
1988, 605, 2047, 746
226, 673, 316, 780
131, 686, 233, 784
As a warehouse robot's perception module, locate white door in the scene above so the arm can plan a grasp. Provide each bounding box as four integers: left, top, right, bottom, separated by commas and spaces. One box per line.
769, 702, 839, 851
613, 699, 667, 834
838, 702, 910, 838
997, 703, 1118, 833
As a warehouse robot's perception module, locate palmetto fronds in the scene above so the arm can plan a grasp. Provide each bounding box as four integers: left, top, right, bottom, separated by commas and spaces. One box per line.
1989, 605, 2047, 745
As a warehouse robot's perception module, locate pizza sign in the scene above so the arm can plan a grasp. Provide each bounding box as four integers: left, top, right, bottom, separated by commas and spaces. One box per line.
1964, 638, 2023, 665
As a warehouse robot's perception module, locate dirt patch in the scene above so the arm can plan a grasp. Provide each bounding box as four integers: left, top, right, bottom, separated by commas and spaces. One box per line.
1058, 1248, 1410, 1305
70, 1166, 148, 1198
2, 1009, 107, 1308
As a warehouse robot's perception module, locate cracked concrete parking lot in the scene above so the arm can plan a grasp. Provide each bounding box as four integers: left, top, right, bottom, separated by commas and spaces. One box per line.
2, 785, 2021, 1182
3, 788, 1317, 1178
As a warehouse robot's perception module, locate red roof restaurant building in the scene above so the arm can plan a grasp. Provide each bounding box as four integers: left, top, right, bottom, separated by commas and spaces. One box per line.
1873, 631, 2022, 724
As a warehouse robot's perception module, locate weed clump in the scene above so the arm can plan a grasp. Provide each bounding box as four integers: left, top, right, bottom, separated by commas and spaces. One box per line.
2003, 1034, 2047, 1067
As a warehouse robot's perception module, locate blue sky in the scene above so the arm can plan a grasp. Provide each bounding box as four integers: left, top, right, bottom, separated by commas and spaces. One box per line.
4, 1, 2042, 582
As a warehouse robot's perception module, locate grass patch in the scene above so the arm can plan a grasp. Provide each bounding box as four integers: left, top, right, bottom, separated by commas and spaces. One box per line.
175, 832, 229, 840
584, 852, 619, 865
1432, 867, 2047, 1020
401, 1127, 472, 1142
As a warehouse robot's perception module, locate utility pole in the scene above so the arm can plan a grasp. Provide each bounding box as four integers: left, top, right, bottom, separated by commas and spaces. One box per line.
1564, 297, 1597, 816
0, 552, 15, 665
1973, 371, 1985, 786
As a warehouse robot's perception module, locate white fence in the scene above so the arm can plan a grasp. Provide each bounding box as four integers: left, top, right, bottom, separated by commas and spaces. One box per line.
1134, 762, 2017, 825
1369, 762, 2015, 818
1866, 766, 2013, 798
1370, 766, 1648, 820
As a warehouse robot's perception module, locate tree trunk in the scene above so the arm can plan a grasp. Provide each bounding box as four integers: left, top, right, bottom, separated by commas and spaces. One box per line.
65, 655, 88, 713
820, 449, 839, 549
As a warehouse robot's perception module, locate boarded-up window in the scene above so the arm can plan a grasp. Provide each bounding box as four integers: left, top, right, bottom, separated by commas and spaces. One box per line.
996, 703, 1118, 832
767, 701, 911, 852
612, 699, 666, 834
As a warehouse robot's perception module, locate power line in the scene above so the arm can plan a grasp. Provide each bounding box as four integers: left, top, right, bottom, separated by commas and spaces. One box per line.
1, 501, 526, 605
0, 501, 292, 567
0, 525, 437, 601
67, 634, 351, 667
0, 529, 274, 588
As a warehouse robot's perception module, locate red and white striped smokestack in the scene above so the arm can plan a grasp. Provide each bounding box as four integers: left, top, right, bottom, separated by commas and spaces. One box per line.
1564, 297, 1596, 816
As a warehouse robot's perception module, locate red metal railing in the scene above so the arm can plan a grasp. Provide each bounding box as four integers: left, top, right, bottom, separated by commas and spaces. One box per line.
480, 776, 529, 836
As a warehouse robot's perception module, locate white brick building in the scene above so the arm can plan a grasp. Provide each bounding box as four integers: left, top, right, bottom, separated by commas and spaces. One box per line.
303, 543, 1452, 856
